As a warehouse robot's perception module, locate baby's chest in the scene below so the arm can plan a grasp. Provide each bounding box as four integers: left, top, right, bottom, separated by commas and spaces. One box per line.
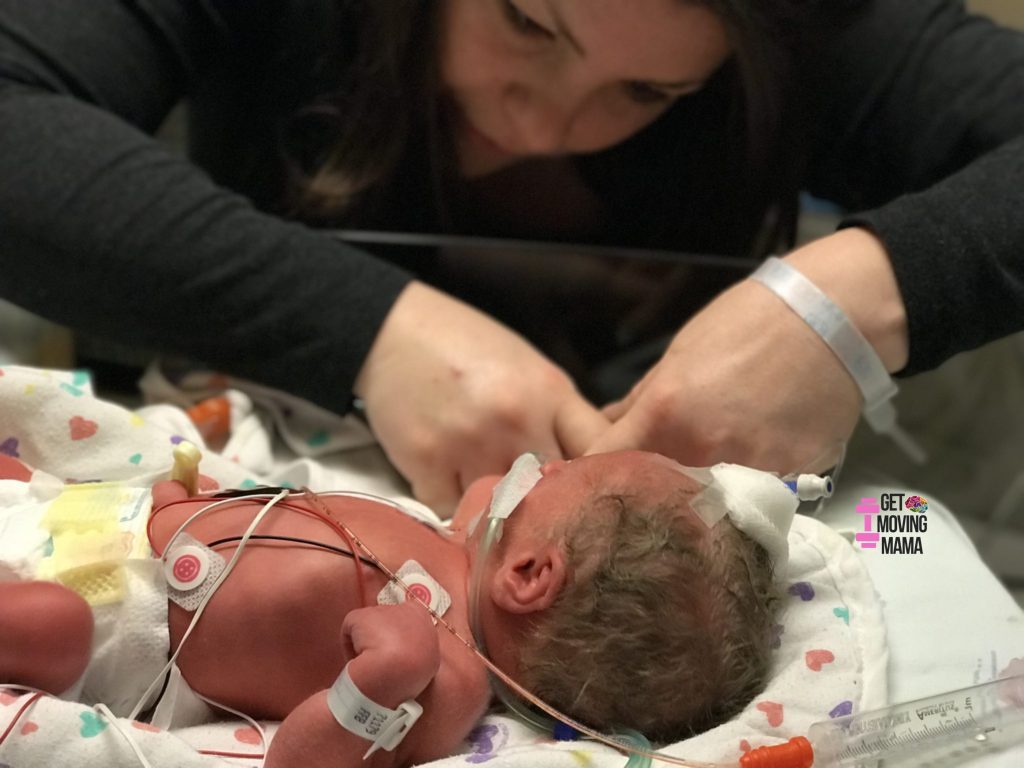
208, 544, 380, 629
168, 546, 387, 715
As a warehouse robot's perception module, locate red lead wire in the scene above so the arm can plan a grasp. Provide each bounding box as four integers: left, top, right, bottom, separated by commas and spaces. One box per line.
0, 691, 44, 746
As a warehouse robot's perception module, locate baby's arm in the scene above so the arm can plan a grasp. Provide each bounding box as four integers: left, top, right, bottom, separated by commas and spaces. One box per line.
265, 601, 440, 768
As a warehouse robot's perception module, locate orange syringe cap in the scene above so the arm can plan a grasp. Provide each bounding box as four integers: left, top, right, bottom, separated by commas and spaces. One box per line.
739, 737, 814, 768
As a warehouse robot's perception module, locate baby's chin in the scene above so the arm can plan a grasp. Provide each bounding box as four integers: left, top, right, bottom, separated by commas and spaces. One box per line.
451, 474, 502, 533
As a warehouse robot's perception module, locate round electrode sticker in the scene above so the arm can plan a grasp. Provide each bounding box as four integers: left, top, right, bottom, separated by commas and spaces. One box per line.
165, 545, 210, 591
377, 560, 451, 618
403, 576, 437, 611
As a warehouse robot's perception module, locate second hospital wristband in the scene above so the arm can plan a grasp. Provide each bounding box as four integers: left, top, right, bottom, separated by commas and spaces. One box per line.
750, 257, 925, 463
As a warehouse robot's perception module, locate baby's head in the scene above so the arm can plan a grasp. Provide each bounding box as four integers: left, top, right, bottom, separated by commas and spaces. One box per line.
464, 451, 780, 743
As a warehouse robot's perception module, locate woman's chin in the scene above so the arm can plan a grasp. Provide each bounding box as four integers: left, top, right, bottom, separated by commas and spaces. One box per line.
458, 147, 523, 178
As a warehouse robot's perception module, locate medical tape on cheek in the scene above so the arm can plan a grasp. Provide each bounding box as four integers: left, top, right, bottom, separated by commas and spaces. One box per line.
488, 453, 543, 523
163, 533, 226, 611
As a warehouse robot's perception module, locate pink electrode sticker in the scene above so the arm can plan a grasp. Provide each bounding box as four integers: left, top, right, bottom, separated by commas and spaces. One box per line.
407, 582, 433, 606
172, 553, 203, 584
164, 535, 225, 610
377, 560, 451, 618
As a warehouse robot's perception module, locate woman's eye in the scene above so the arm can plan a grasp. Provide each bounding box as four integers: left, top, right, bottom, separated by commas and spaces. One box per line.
502, 0, 554, 38
624, 81, 672, 105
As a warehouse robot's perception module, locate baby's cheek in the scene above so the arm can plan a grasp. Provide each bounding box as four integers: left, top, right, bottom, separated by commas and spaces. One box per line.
453, 476, 501, 527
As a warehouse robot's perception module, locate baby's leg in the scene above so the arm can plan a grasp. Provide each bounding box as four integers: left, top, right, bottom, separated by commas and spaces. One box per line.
0, 580, 94, 694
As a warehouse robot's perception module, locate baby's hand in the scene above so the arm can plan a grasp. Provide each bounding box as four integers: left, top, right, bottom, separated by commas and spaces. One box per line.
341, 601, 441, 706
1000, 658, 1024, 678
998, 657, 1024, 708
268, 602, 440, 768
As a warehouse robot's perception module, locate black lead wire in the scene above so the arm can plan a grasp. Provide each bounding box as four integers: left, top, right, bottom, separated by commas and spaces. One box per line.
204, 534, 384, 573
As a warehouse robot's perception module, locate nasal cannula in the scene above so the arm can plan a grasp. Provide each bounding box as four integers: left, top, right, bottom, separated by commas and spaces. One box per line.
741, 672, 1024, 767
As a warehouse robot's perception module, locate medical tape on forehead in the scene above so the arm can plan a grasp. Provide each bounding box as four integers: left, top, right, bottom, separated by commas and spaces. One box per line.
668, 464, 727, 528
679, 462, 798, 571
488, 453, 543, 522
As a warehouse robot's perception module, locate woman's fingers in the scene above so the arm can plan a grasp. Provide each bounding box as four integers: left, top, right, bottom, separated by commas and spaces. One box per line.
354, 282, 602, 515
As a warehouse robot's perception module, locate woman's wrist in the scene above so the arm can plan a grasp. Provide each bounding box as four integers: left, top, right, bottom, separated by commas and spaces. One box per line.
352, 280, 436, 401
783, 228, 909, 373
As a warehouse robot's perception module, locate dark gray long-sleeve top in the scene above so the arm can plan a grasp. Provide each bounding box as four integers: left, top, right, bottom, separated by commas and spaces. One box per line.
1, 0, 1022, 415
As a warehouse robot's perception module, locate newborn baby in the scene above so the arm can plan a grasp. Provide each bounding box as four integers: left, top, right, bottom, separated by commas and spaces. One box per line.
0, 451, 783, 767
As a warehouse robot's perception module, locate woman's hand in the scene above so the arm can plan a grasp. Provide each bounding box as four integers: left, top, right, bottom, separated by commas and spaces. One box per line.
354, 282, 608, 515
586, 228, 909, 474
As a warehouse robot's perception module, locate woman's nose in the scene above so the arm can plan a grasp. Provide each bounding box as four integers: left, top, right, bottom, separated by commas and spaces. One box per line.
504, 83, 572, 155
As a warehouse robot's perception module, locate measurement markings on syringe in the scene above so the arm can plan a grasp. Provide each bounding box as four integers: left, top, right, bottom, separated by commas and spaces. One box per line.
846, 711, 911, 736
915, 700, 960, 720
842, 717, 983, 759
810, 672, 1024, 767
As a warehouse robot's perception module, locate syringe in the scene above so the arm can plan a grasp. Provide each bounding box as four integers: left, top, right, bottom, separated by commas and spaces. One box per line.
740, 672, 1024, 767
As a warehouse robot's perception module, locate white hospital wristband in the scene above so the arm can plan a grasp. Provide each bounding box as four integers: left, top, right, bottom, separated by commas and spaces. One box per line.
751, 257, 924, 461
327, 665, 424, 758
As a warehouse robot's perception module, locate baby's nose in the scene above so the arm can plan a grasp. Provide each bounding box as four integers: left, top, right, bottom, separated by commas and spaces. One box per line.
539, 459, 569, 476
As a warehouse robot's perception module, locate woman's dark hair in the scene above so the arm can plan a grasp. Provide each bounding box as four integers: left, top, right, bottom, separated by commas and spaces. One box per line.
290, 0, 867, 254
666, 0, 867, 253
285, 0, 450, 228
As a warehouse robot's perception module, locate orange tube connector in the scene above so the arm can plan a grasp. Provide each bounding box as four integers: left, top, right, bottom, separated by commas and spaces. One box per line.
740, 737, 814, 768
186, 395, 231, 442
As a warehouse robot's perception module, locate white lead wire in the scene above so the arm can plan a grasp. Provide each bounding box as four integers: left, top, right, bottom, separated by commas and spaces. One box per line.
128, 489, 290, 722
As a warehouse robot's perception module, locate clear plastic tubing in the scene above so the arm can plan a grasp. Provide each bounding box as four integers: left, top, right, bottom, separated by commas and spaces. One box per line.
740, 673, 1024, 767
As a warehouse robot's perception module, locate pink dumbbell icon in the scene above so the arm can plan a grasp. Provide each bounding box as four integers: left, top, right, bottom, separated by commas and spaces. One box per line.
855, 497, 880, 549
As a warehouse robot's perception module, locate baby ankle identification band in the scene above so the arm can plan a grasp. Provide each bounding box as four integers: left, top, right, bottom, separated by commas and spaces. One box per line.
751, 256, 925, 464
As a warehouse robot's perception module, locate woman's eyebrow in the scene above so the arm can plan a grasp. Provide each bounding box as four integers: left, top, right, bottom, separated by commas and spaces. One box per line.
541, 1, 703, 91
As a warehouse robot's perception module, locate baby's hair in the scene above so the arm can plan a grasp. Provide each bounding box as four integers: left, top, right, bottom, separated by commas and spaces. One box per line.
517, 488, 779, 743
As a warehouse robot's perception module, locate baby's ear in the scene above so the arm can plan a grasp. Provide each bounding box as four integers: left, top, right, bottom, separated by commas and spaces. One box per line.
491, 544, 566, 615
151, 480, 191, 508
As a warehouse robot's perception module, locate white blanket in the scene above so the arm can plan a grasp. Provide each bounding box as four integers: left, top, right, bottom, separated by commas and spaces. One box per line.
0, 365, 888, 767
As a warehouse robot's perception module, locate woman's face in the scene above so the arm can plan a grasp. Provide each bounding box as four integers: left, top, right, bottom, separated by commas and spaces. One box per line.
440, 0, 732, 177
